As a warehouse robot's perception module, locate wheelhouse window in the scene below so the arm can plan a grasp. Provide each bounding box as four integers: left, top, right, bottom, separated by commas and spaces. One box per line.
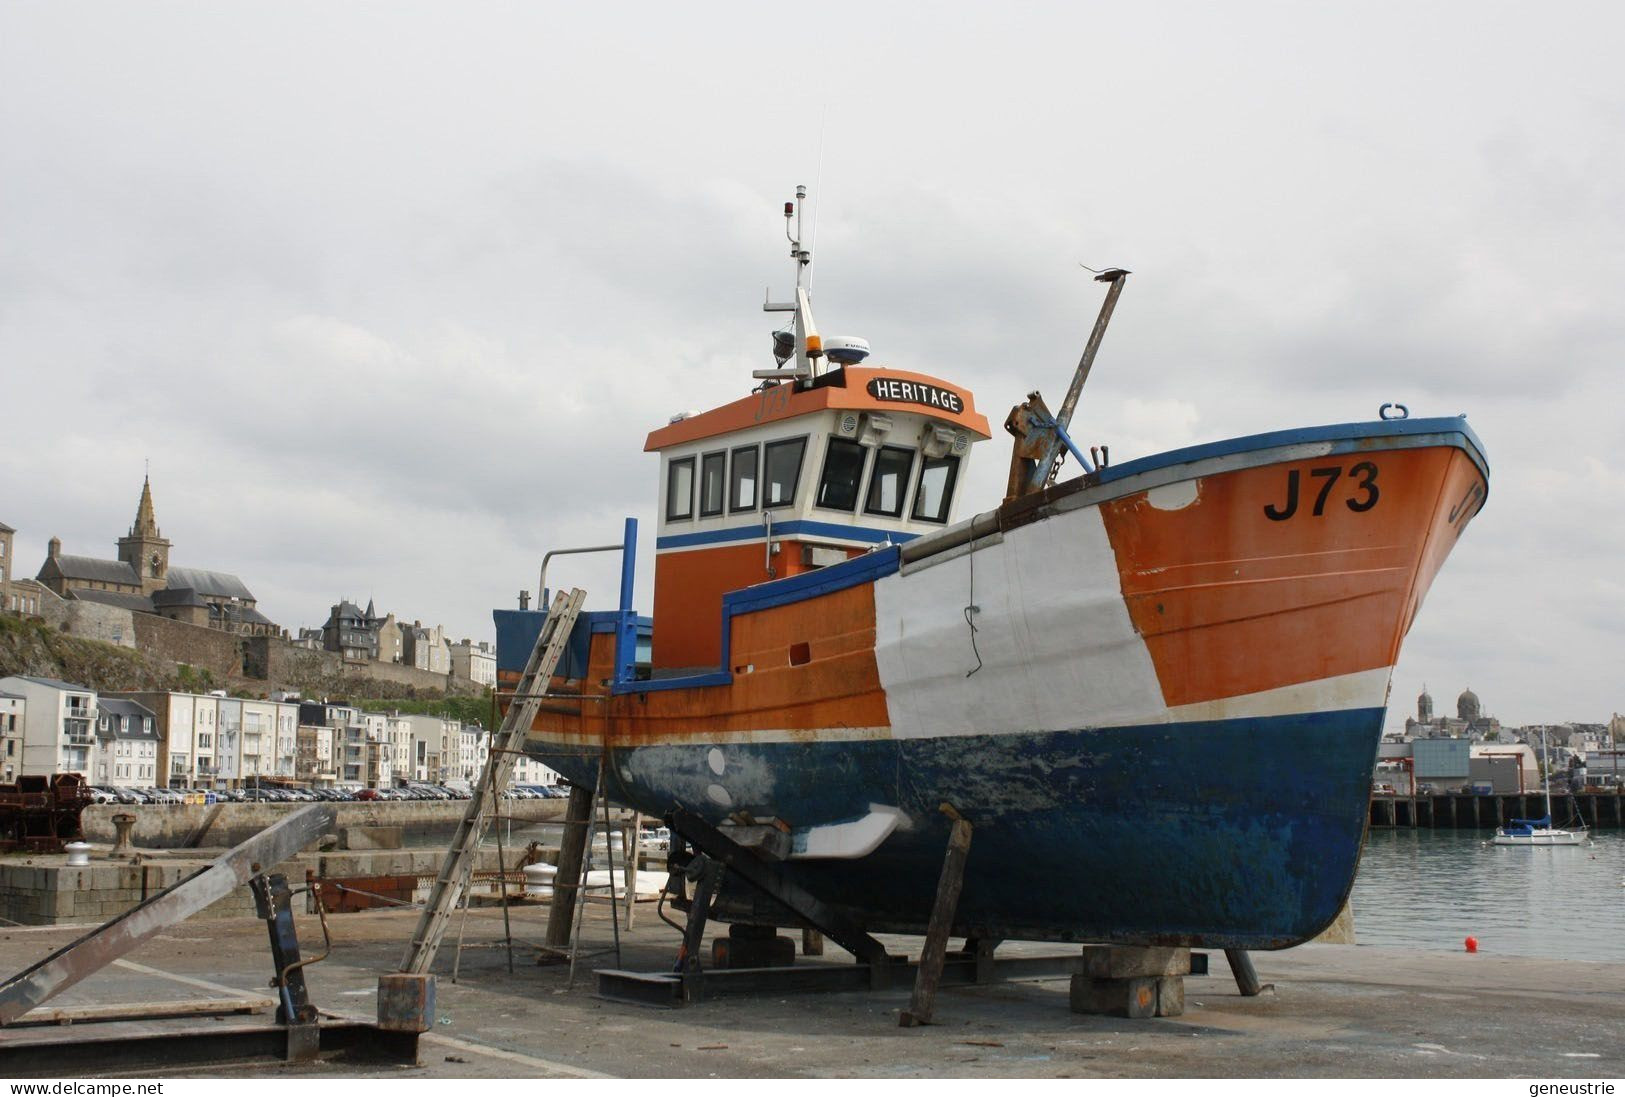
699, 451, 726, 517
911, 455, 960, 524
817, 437, 868, 512
864, 445, 915, 518
763, 437, 807, 509
730, 445, 759, 512
665, 456, 695, 521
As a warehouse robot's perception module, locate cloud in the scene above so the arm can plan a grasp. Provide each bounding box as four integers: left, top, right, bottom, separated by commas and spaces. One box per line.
2, 2, 1622, 727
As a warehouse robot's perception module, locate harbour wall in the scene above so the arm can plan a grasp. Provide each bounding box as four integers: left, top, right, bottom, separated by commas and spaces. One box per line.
1369, 791, 1624, 829
81, 798, 568, 848
0, 847, 522, 926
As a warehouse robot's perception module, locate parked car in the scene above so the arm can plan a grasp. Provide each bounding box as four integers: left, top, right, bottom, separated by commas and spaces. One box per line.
355, 788, 380, 801
88, 786, 118, 804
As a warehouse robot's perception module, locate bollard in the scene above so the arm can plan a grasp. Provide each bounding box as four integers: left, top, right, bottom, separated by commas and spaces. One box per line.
109, 813, 137, 858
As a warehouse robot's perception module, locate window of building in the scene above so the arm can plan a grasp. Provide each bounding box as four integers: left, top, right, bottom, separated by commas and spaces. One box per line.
666, 444, 713, 519
817, 437, 869, 512
911, 455, 960, 524
864, 446, 916, 518
665, 456, 695, 521
730, 445, 759, 512
763, 437, 807, 509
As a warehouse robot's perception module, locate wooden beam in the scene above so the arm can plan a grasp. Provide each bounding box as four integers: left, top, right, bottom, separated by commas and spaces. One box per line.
899, 805, 973, 1027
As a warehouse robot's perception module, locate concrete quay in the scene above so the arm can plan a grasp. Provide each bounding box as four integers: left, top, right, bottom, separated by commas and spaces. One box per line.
78, 798, 567, 849
0, 901, 1619, 1079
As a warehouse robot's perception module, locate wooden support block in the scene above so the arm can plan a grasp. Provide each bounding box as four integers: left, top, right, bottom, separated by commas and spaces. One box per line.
1082, 945, 1190, 979
377, 972, 436, 1033
1070, 975, 1158, 1019
716, 824, 791, 861
712, 933, 795, 969
802, 928, 824, 956
1155, 975, 1184, 1017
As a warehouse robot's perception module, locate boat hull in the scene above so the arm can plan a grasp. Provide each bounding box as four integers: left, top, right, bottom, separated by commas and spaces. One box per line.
537, 707, 1380, 947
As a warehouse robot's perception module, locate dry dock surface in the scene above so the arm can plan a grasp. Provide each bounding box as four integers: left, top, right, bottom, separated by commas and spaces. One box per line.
0, 901, 1620, 1079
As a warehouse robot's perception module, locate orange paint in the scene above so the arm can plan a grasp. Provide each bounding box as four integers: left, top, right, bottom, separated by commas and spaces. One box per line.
514, 581, 889, 749
1099, 446, 1486, 707
652, 541, 823, 669
644, 366, 991, 453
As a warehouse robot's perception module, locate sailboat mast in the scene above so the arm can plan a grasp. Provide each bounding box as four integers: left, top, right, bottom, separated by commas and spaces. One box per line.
1542, 726, 1553, 820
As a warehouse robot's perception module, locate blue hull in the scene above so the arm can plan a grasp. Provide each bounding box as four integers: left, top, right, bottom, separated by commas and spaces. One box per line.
531, 707, 1383, 949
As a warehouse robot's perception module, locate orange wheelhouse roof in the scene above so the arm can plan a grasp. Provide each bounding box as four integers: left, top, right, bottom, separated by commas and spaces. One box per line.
644, 366, 993, 452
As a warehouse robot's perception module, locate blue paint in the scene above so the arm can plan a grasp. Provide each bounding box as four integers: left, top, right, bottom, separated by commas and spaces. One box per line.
656, 518, 920, 551
614, 517, 639, 688
530, 707, 1384, 949
492, 607, 652, 676
1095, 416, 1489, 488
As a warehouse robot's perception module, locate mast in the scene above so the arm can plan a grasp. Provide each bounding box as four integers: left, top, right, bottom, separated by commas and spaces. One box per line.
1542, 726, 1553, 821
758, 185, 822, 384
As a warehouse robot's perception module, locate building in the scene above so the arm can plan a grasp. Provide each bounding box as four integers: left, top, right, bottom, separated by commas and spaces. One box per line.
93, 698, 159, 788
403, 621, 451, 674
0, 676, 97, 777
299, 702, 369, 786
6, 578, 46, 618
1404, 686, 1503, 741
1375, 737, 1538, 794
34, 477, 279, 636
108, 690, 221, 789
321, 600, 380, 663
451, 640, 497, 686
0, 520, 13, 613
0, 691, 25, 782
296, 723, 336, 786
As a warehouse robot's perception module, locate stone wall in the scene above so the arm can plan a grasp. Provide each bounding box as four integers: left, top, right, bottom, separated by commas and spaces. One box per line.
0, 846, 519, 925
82, 797, 565, 848
133, 612, 243, 677
35, 586, 137, 649
241, 635, 481, 697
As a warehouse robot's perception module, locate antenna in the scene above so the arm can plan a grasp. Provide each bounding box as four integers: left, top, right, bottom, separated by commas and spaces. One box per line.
808, 105, 828, 292
760, 185, 822, 382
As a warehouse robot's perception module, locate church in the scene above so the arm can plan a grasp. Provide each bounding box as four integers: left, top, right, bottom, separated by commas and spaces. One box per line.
35, 477, 281, 637
1404, 684, 1503, 740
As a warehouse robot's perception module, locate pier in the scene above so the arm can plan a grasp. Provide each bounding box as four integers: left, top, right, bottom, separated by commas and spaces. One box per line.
0, 900, 1619, 1078
1368, 790, 1623, 829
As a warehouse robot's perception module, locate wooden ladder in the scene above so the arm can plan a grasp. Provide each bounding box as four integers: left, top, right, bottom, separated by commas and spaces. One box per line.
398, 587, 586, 975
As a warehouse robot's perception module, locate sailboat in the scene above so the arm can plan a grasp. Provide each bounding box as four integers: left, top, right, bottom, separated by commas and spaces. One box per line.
1493, 727, 1588, 846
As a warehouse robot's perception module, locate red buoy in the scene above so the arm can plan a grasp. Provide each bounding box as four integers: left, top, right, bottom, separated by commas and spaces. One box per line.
1465, 936, 1479, 953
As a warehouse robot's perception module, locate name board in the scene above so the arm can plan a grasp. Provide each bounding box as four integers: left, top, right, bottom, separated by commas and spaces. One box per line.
865, 377, 964, 415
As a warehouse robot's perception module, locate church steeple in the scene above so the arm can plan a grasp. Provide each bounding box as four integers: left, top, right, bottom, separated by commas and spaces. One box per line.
117, 473, 171, 595
131, 475, 161, 540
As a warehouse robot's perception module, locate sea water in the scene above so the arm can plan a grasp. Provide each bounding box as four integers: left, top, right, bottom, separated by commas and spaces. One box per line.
1350, 828, 1625, 962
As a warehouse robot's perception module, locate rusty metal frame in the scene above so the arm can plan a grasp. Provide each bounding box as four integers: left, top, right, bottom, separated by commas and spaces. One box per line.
0, 804, 335, 1025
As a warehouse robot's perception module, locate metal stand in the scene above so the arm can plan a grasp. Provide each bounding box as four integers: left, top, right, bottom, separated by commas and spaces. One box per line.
1225, 948, 1271, 996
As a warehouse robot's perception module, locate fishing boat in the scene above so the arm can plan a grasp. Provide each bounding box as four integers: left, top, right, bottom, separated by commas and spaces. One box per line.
496, 188, 1490, 950
1493, 728, 1588, 846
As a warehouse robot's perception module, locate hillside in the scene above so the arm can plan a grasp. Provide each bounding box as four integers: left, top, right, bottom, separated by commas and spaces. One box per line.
0, 612, 201, 692
0, 613, 467, 702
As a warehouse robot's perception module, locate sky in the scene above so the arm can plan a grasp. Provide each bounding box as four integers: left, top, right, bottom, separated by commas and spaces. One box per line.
2, 2, 1621, 730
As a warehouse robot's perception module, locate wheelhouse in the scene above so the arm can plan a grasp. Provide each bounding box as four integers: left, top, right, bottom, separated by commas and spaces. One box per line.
646, 366, 991, 670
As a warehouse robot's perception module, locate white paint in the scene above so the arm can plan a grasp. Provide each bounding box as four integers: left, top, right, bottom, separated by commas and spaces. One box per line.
707, 747, 725, 775
1145, 479, 1198, 510
874, 500, 1167, 738
705, 782, 732, 807
789, 804, 904, 859
1165, 666, 1393, 724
